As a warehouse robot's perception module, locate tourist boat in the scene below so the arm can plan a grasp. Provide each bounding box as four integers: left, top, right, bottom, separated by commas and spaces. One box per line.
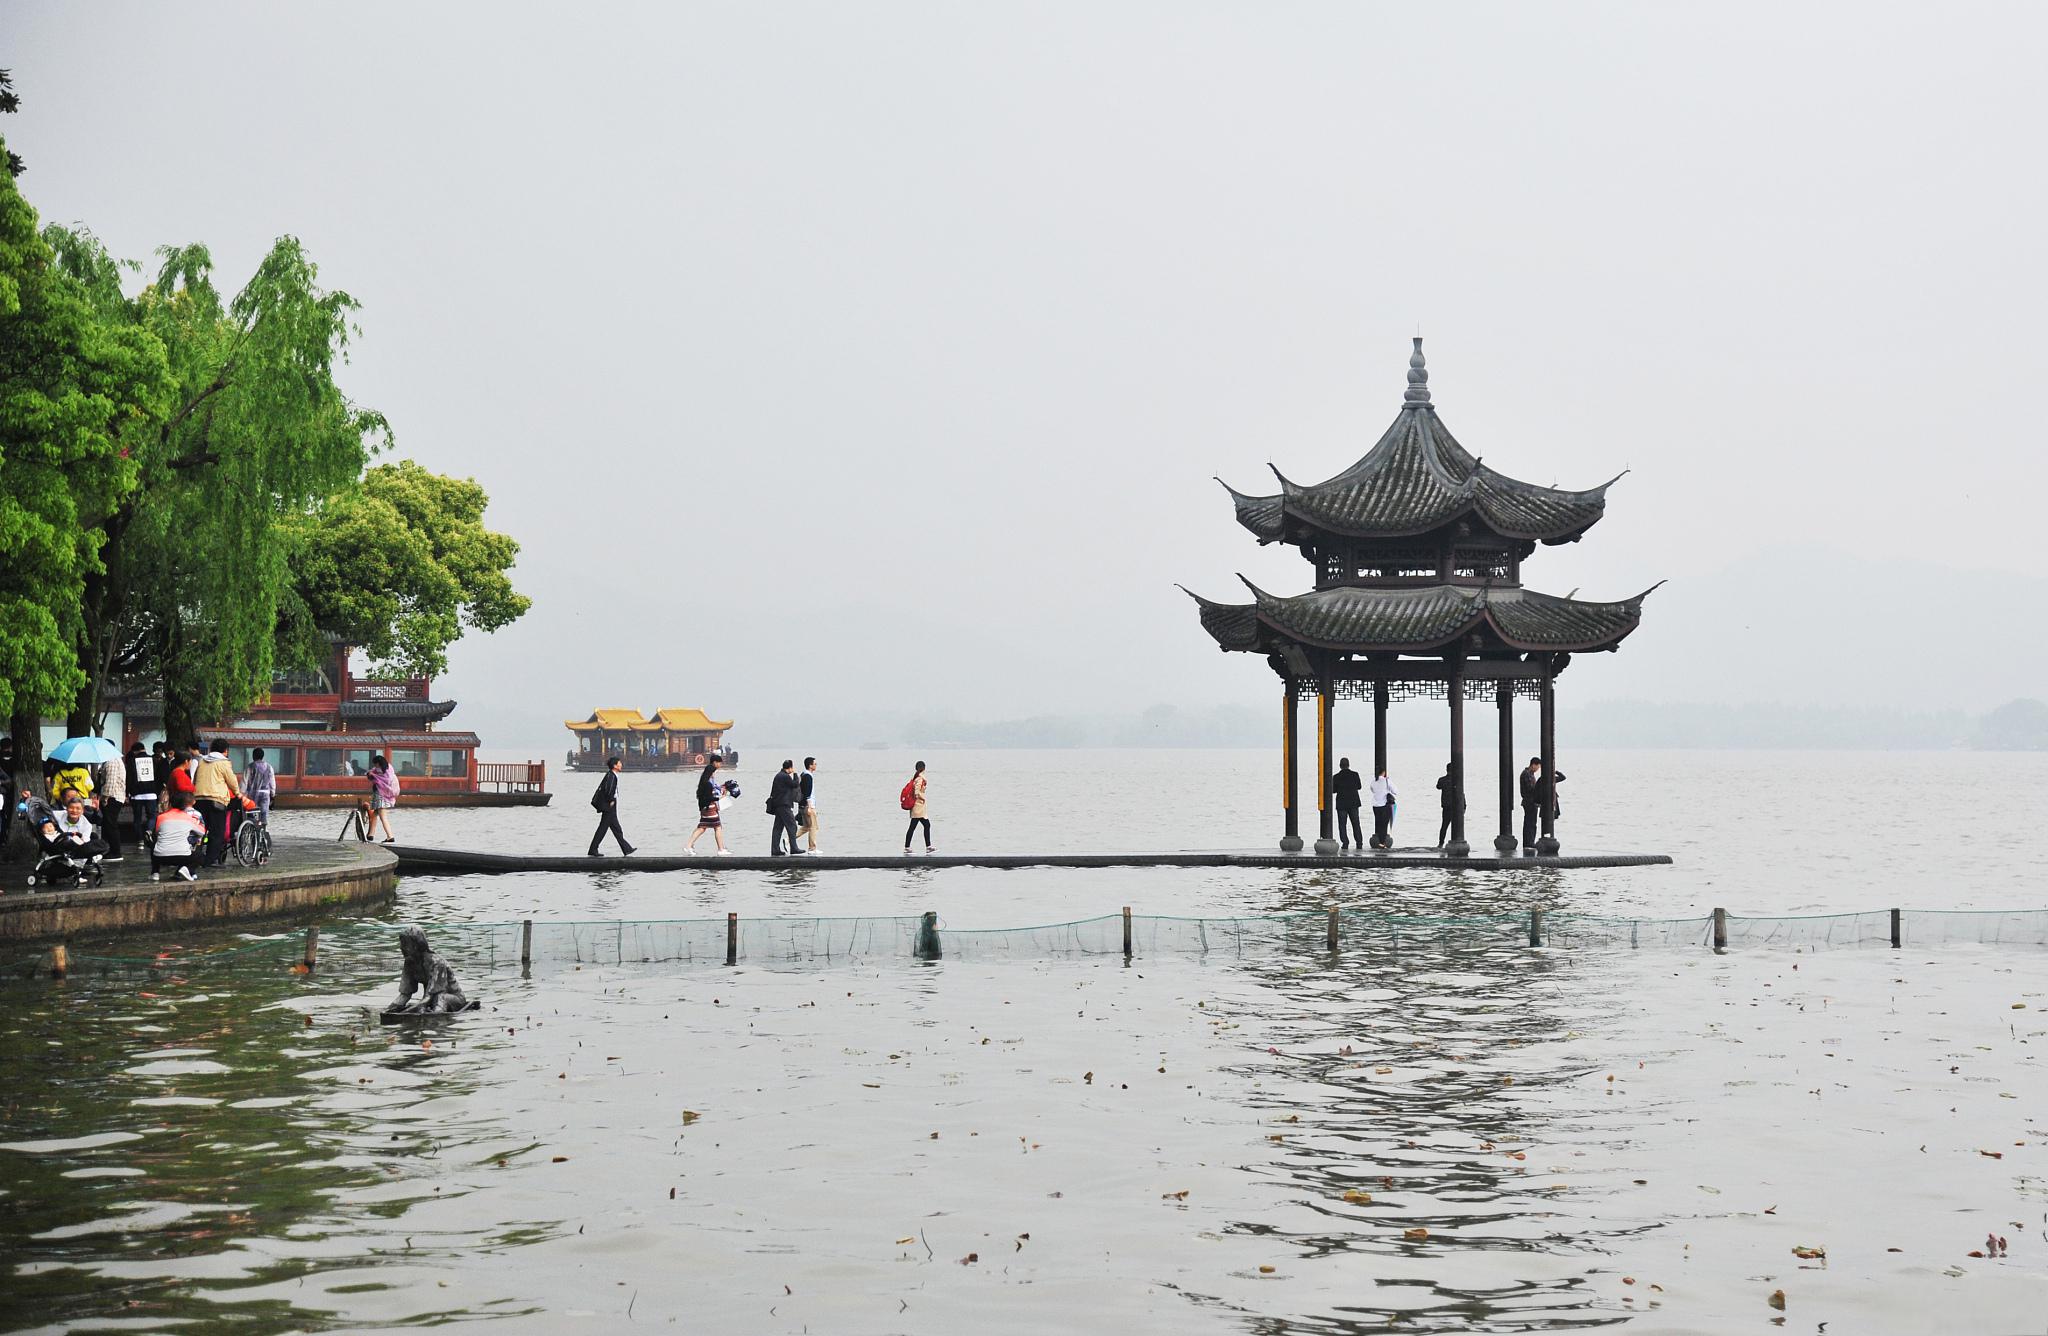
115, 643, 550, 808
564, 708, 738, 772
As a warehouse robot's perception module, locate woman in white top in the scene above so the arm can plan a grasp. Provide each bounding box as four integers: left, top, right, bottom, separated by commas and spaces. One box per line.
1369, 768, 1397, 850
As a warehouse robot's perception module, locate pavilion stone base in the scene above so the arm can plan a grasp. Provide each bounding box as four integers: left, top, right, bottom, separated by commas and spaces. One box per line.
1443, 840, 1470, 857
1492, 834, 1518, 853
1279, 835, 1305, 853
1536, 836, 1560, 856
1313, 837, 1340, 856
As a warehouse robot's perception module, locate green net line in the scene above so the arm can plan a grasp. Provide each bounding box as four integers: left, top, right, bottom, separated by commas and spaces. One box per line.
5, 907, 2046, 980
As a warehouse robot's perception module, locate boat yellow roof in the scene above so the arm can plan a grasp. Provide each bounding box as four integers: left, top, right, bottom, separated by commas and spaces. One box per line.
565, 708, 734, 733
651, 708, 734, 732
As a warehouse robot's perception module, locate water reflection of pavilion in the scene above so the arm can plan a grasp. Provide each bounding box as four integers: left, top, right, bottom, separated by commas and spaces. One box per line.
564, 708, 736, 772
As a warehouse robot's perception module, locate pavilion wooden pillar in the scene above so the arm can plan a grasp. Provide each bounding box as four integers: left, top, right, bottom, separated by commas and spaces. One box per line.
1280, 684, 1303, 852
1494, 680, 1518, 853
1314, 680, 1338, 856
1538, 655, 1560, 856
1372, 679, 1388, 778
1444, 662, 1469, 857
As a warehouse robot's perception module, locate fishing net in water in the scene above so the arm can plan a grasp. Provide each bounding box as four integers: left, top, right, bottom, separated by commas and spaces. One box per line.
4, 907, 2046, 981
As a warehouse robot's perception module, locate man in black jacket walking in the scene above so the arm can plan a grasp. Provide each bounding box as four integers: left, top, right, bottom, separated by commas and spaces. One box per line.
768, 759, 803, 856
587, 757, 634, 857
1518, 757, 1564, 853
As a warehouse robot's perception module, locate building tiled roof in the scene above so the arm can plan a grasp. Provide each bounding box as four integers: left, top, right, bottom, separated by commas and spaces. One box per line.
566, 709, 656, 732
200, 728, 481, 748
340, 699, 458, 723
1184, 580, 1656, 655
1221, 341, 1618, 545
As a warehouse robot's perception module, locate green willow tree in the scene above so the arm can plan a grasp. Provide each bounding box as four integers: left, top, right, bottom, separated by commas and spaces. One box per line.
45, 227, 389, 742
0, 138, 170, 820
279, 460, 531, 679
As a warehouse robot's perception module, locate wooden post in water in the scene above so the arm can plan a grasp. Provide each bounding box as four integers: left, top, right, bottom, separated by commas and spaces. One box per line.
49, 944, 67, 979
1326, 906, 1339, 952
725, 912, 738, 967
521, 919, 534, 967
1122, 906, 1133, 959
1712, 907, 1728, 954
1890, 908, 1902, 949
916, 910, 942, 961
303, 926, 319, 973
1528, 907, 1543, 948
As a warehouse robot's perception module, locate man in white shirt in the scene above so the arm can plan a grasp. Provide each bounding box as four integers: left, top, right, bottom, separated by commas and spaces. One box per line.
41, 795, 109, 863
1369, 768, 1397, 850
799, 757, 821, 854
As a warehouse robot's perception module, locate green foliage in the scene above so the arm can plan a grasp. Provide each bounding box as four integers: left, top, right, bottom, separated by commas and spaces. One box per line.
282, 461, 530, 679
45, 224, 392, 734
0, 139, 170, 731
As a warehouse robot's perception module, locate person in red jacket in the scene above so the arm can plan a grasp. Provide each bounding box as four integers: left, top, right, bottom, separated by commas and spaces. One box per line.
164, 741, 199, 805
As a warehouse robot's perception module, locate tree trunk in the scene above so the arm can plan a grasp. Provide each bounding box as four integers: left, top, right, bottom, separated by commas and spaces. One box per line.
4, 706, 45, 865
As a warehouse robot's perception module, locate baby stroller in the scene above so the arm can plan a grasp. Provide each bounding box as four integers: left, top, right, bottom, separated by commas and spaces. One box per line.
27, 799, 108, 890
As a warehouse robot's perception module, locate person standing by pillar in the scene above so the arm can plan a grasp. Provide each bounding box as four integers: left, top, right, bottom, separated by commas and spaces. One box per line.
587, 755, 634, 857
1369, 765, 1397, 850
768, 759, 803, 856
244, 747, 277, 826
1435, 763, 1465, 849
1331, 757, 1364, 850
1519, 757, 1565, 853
798, 756, 821, 854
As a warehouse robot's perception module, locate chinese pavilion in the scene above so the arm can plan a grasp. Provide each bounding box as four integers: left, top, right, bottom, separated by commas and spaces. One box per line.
1184, 339, 1656, 857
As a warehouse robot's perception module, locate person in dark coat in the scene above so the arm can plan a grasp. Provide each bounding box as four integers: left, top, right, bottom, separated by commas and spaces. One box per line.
587, 756, 634, 856
1331, 757, 1364, 850
1435, 763, 1465, 849
767, 759, 803, 856
1518, 757, 1565, 852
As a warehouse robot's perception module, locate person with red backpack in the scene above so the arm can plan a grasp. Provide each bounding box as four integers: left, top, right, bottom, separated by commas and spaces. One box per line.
900, 760, 931, 855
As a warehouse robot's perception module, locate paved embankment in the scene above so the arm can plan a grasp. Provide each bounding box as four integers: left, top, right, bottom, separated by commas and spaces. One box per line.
389, 845, 1672, 875
0, 838, 396, 944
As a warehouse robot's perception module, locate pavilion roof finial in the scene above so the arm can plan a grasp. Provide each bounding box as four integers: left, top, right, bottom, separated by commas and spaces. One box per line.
1403, 336, 1431, 408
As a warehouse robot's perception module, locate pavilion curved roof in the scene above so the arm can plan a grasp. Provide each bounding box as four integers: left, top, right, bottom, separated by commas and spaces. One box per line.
1219, 341, 1619, 545
1183, 580, 1658, 656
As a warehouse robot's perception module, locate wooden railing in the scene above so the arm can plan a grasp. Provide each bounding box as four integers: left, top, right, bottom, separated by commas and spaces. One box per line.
479, 761, 547, 793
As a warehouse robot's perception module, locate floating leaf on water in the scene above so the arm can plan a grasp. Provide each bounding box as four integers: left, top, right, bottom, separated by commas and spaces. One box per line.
958, 1252, 978, 1265
681, 1111, 701, 1125
1767, 1289, 1785, 1310
1403, 1227, 1429, 1240
1342, 1190, 1372, 1204
896, 1237, 915, 1245
551, 1156, 568, 1163
1979, 1150, 2004, 1159
1258, 1264, 1275, 1274
1791, 1245, 1825, 1259
1162, 1190, 1189, 1201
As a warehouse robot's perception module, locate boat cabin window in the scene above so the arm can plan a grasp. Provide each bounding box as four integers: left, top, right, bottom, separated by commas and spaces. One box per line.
225, 745, 297, 776
386, 748, 468, 778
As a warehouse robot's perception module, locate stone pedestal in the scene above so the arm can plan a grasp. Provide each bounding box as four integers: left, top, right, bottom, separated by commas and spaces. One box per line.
1492, 833, 1518, 853
1535, 835, 1560, 857
1313, 837, 1340, 856
1279, 835, 1305, 853
1443, 839, 1470, 858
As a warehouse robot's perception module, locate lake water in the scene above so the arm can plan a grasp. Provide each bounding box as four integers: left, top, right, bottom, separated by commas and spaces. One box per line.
1, 749, 2043, 1334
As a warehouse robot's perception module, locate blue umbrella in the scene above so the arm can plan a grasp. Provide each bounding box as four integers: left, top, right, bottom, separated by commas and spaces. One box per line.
48, 736, 123, 765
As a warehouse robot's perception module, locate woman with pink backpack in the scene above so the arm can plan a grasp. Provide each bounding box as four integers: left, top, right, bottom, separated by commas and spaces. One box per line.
900, 761, 931, 856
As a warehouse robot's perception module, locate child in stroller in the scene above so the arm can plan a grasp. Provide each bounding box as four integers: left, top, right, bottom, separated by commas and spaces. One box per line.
29, 794, 109, 889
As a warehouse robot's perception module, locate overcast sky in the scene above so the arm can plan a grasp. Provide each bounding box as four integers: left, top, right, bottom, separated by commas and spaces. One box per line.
7, 3, 2043, 743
